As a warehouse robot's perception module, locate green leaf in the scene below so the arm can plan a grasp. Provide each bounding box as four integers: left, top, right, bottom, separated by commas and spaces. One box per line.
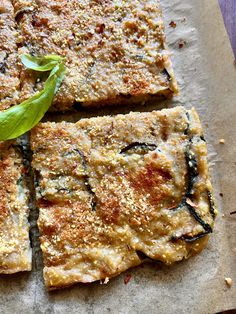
0, 55, 65, 141
21, 54, 64, 72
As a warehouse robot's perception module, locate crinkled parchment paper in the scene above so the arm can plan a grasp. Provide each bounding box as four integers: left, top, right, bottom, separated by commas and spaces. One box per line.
0, 0, 236, 313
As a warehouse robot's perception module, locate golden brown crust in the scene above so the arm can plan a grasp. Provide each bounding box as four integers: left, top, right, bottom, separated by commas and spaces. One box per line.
30, 107, 216, 289
0, 141, 31, 273
11, 0, 178, 110
0, 0, 21, 110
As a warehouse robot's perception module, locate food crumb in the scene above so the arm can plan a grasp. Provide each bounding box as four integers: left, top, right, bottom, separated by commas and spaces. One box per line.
124, 274, 132, 285
219, 193, 223, 197
230, 211, 236, 215
178, 39, 186, 49
169, 21, 177, 28
186, 198, 198, 209
225, 277, 233, 287
219, 139, 225, 144
100, 277, 110, 284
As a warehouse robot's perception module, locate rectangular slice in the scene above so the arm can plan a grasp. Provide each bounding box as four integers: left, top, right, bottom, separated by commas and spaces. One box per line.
0, 141, 31, 273
0, 0, 21, 110
13, 0, 178, 111
30, 106, 216, 289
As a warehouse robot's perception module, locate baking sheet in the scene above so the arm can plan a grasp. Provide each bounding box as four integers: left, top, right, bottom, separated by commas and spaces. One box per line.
0, 0, 236, 313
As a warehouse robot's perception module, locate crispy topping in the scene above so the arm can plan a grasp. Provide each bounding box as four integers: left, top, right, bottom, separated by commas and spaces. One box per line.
30, 107, 215, 289
10, 0, 178, 110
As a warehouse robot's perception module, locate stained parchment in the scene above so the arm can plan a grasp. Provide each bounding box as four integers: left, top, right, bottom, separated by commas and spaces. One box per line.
0, 0, 236, 313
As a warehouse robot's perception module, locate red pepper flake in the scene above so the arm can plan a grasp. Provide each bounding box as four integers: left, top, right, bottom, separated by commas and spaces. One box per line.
22, 166, 29, 174
32, 13, 49, 27
178, 39, 186, 49
124, 274, 132, 285
169, 21, 177, 28
98, 40, 104, 46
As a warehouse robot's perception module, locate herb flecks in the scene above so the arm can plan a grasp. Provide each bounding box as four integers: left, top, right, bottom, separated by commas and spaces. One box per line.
0, 54, 65, 141
120, 142, 157, 155
74, 148, 97, 211
170, 140, 214, 242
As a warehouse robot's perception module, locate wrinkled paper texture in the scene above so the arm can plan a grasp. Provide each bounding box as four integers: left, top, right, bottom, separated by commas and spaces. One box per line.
0, 0, 236, 313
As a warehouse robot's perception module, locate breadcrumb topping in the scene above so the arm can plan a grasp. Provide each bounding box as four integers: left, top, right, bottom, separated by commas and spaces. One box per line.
30, 107, 215, 289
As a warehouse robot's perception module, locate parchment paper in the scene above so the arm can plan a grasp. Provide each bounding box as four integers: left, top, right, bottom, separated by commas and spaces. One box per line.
0, 0, 236, 313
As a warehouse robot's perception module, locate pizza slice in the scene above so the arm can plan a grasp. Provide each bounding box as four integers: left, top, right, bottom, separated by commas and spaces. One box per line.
0, 0, 21, 110
0, 140, 31, 273
30, 106, 216, 289
13, 0, 178, 111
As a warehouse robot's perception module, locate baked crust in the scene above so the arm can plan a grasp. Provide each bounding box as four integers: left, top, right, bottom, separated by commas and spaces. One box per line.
0, 141, 31, 273
0, 0, 21, 110
12, 0, 178, 110
30, 107, 216, 289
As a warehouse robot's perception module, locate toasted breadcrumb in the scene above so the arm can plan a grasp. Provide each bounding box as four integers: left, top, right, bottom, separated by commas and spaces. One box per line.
30, 106, 216, 289
11, 0, 178, 111
225, 277, 233, 287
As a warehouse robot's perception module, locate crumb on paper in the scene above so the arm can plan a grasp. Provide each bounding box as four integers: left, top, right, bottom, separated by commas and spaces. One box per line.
169, 21, 177, 28
181, 17, 186, 22
225, 277, 233, 287
178, 39, 186, 49
124, 274, 132, 285
219, 139, 225, 144
230, 210, 236, 215
100, 277, 110, 284
222, 214, 225, 218
219, 193, 223, 197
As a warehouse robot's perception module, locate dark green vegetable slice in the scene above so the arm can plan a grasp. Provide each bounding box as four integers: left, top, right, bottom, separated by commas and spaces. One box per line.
172, 231, 210, 243
0, 53, 8, 74
0, 54, 65, 141
170, 142, 213, 241
207, 190, 216, 218
186, 202, 212, 233
120, 142, 158, 154
162, 68, 171, 81
74, 148, 97, 211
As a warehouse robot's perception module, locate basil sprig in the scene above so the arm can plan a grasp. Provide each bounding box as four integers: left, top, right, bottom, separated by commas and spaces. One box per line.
0, 54, 65, 141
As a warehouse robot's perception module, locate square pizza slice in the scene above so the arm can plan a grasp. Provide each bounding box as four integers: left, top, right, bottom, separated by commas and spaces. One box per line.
0, 141, 31, 273
13, 0, 178, 111
0, 0, 21, 111
30, 106, 216, 289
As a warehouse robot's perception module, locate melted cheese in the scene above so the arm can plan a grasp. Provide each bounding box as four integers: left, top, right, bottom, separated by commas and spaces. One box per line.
30, 107, 216, 289
0, 141, 31, 273
12, 0, 178, 110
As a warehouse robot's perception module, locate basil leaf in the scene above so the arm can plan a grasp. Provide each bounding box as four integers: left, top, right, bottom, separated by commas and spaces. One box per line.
21, 54, 64, 72
0, 55, 65, 141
